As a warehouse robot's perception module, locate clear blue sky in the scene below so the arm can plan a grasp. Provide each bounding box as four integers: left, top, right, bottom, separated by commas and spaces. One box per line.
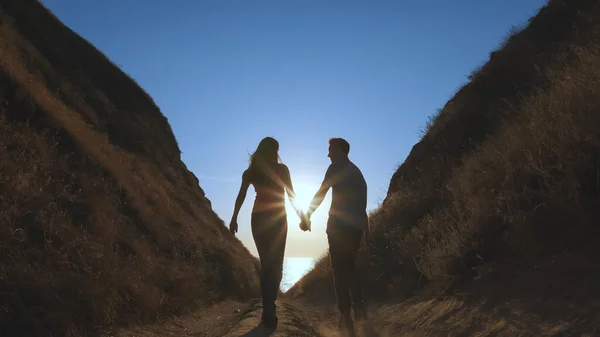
41, 0, 548, 258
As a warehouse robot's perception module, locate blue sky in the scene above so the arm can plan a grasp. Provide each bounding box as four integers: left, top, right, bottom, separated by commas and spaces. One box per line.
41, 0, 548, 258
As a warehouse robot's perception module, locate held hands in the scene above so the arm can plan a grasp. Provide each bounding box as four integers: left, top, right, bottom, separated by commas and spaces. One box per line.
299, 211, 311, 232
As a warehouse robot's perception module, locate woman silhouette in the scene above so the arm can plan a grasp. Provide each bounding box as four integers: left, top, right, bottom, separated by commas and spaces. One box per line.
229, 137, 300, 328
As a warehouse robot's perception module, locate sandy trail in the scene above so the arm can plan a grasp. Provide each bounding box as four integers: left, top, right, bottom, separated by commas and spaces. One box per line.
112, 298, 382, 337
110, 292, 600, 337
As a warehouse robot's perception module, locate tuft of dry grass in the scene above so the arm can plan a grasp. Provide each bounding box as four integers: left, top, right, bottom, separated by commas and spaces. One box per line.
290, 0, 600, 320
0, 1, 259, 336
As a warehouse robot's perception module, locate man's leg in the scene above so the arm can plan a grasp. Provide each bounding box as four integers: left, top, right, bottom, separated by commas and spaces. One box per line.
346, 229, 366, 321
328, 228, 352, 318
328, 226, 360, 337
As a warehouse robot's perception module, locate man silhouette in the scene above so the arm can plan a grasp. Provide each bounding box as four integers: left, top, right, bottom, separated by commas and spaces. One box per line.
302, 138, 369, 336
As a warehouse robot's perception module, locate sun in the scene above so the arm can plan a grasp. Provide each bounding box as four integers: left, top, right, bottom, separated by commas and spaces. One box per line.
284, 181, 318, 220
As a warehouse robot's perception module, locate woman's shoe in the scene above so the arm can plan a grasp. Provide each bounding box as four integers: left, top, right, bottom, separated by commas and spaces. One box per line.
337, 314, 356, 337
261, 303, 278, 329
262, 314, 278, 329
354, 307, 368, 322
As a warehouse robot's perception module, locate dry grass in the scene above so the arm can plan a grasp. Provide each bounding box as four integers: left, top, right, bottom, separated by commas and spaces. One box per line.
290, 1, 600, 326
0, 1, 259, 336
408, 41, 600, 285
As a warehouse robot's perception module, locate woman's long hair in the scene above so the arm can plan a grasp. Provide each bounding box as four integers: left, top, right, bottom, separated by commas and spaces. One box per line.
249, 137, 286, 203
249, 137, 281, 172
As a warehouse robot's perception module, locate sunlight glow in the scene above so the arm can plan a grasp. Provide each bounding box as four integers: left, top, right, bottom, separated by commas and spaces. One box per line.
284, 180, 331, 228
279, 177, 331, 258
290, 182, 318, 215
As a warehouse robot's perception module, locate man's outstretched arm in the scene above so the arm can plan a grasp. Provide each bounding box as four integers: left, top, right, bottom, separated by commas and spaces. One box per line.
306, 165, 335, 217
306, 183, 329, 217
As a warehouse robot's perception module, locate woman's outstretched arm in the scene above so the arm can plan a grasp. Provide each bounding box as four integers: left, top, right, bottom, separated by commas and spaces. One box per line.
282, 165, 301, 218
230, 170, 250, 235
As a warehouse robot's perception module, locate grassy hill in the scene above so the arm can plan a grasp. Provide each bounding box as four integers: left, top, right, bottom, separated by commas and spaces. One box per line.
0, 1, 259, 336
289, 0, 600, 314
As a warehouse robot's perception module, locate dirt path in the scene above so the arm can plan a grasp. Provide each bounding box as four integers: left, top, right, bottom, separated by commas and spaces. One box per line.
111, 298, 381, 337
221, 299, 382, 337
111, 300, 250, 337
221, 299, 322, 337
110, 293, 599, 337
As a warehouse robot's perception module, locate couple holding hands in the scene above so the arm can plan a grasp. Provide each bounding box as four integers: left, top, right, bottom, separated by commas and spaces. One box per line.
230, 137, 369, 336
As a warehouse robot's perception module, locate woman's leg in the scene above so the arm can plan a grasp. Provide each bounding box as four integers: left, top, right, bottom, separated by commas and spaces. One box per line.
251, 213, 273, 315
251, 212, 288, 327
251, 212, 268, 313
268, 215, 287, 303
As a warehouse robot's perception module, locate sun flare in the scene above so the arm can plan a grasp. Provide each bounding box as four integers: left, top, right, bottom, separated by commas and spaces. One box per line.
286, 182, 318, 215
284, 179, 331, 231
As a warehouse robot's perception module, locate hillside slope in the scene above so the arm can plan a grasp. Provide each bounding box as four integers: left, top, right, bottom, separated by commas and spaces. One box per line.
0, 1, 259, 336
289, 0, 600, 323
